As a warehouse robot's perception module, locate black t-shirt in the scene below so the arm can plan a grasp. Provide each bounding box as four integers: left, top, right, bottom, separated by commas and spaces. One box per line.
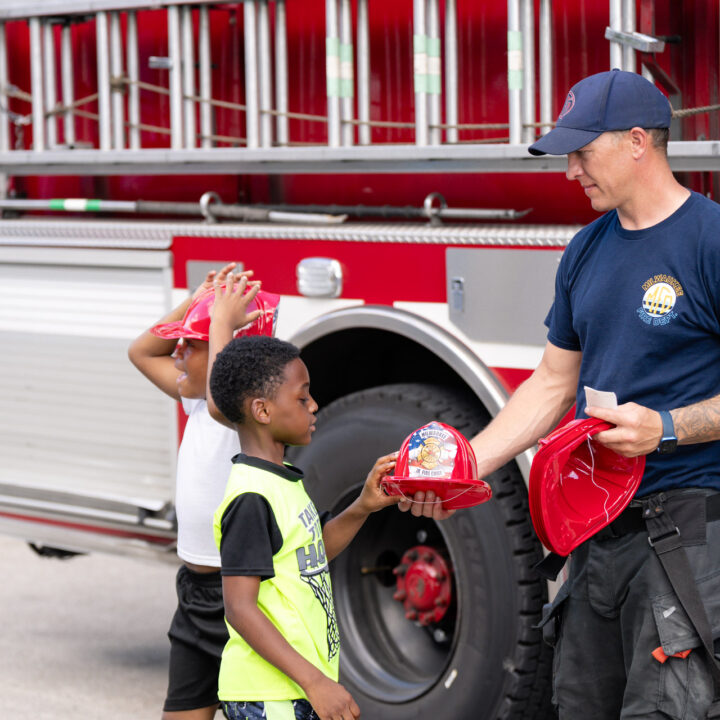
219, 454, 331, 579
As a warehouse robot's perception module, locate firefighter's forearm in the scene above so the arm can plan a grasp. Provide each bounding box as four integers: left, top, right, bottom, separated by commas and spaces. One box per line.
471, 343, 580, 477
472, 381, 574, 476
672, 394, 720, 445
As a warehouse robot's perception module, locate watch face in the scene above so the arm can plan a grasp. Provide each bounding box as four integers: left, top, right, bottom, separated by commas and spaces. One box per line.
658, 438, 678, 455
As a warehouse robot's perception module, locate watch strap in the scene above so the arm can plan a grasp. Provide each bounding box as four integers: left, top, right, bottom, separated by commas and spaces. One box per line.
659, 410, 675, 441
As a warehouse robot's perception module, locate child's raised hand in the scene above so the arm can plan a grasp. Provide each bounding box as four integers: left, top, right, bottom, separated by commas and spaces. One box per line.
193, 262, 255, 300
357, 452, 401, 513
304, 674, 360, 720
211, 273, 263, 332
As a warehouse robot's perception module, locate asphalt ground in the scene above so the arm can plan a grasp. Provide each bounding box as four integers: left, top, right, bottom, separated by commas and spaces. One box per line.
0, 535, 183, 719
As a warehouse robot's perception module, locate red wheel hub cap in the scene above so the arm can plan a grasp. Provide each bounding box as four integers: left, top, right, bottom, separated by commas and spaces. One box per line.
393, 545, 452, 626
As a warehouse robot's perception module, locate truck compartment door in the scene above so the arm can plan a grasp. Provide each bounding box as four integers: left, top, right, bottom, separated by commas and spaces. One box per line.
0, 246, 177, 551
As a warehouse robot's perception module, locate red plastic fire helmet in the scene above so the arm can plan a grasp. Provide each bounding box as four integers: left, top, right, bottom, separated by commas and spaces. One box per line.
381, 421, 492, 510
150, 285, 280, 342
529, 417, 645, 556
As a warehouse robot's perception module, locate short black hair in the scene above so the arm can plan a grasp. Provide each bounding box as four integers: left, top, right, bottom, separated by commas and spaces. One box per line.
210, 336, 301, 424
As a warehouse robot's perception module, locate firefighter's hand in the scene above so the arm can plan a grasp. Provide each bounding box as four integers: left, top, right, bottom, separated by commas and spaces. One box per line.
211, 273, 262, 332
397, 491, 457, 520
304, 675, 361, 720
357, 453, 401, 513
193, 262, 255, 300
586, 402, 663, 457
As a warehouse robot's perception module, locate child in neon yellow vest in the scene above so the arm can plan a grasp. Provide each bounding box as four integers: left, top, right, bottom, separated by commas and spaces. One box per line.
209, 330, 401, 720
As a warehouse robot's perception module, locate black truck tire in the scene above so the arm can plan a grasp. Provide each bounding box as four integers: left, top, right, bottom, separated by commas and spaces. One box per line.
287, 383, 556, 720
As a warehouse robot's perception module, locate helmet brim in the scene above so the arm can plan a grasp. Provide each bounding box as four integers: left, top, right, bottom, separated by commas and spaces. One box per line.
149, 321, 209, 342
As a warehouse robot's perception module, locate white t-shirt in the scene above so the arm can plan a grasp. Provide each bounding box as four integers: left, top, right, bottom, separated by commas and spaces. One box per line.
175, 397, 241, 566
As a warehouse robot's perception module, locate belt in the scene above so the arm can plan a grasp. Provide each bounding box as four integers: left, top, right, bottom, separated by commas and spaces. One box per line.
595, 491, 720, 541
534, 491, 720, 581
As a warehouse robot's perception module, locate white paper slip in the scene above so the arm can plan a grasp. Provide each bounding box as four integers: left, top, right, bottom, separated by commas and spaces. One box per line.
584, 386, 618, 410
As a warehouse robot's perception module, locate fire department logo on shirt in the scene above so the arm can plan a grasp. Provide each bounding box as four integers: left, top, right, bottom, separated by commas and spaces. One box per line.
636, 274, 683, 326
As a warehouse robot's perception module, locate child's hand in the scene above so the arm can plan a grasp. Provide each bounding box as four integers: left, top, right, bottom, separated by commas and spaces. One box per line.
193, 262, 254, 300
304, 674, 360, 720
211, 273, 263, 332
357, 452, 401, 514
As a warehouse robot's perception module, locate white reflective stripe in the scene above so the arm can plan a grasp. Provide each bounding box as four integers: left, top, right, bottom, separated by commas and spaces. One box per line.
264, 700, 296, 720
508, 49, 523, 72
63, 198, 89, 211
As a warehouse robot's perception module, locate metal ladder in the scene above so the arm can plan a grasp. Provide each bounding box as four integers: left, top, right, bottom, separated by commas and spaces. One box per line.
0, 0, 708, 176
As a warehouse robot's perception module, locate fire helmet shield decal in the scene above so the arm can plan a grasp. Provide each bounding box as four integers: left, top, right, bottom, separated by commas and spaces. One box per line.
407, 422, 458, 479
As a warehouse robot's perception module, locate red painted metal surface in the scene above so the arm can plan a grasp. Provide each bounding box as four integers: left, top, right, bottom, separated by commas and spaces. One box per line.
2, 2, 716, 217
172, 235, 565, 305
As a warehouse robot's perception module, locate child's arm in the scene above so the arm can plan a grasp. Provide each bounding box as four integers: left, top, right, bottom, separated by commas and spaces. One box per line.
223, 576, 360, 720
127, 263, 239, 400
206, 275, 262, 424
322, 453, 401, 562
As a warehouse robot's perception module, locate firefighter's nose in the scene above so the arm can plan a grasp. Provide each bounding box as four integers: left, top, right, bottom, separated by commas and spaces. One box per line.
566, 152, 582, 181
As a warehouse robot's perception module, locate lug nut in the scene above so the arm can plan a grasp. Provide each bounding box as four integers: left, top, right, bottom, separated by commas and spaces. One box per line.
393, 563, 409, 576
393, 590, 407, 601
405, 610, 418, 620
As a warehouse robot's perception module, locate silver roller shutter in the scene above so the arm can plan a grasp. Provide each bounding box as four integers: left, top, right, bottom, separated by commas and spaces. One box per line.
0, 246, 177, 520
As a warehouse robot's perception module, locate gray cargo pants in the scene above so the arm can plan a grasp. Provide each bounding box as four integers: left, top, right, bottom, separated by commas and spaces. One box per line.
541, 489, 720, 720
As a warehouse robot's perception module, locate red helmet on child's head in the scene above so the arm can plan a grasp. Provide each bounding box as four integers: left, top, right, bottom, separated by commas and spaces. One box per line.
529, 417, 645, 556
381, 421, 492, 510
150, 286, 281, 342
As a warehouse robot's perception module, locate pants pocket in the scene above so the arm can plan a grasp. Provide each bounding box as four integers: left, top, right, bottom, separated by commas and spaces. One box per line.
651, 574, 720, 720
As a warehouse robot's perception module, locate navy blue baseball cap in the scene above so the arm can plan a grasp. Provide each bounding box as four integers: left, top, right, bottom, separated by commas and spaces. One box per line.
529, 69, 671, 156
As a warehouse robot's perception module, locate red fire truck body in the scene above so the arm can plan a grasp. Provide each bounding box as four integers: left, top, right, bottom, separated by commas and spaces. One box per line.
0, 1, 718, 718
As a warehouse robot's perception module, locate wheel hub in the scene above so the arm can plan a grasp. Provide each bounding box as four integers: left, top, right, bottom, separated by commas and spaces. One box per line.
393, 544, 451, 626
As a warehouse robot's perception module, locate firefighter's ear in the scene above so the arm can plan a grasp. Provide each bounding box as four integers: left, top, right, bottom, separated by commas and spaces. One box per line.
250, 397, 271, 425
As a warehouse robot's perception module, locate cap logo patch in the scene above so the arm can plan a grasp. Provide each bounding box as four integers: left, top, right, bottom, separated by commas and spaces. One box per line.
558, 90, 575, 120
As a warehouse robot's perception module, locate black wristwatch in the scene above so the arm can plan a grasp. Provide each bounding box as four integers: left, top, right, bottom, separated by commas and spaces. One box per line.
657, 410, 678, 455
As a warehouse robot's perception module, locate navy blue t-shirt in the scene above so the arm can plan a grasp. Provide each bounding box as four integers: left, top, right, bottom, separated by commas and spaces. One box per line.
546, 191, 720, 495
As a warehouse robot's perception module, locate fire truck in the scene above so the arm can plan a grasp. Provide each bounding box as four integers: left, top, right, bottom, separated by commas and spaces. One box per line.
0, 1, 717, 718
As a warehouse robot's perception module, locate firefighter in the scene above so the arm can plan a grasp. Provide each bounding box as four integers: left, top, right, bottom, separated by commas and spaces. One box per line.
128, 265, 262, 720
456, 69, 720, 719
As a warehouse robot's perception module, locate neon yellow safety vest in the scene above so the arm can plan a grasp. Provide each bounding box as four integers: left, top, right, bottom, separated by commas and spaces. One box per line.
213, 460, 339, 701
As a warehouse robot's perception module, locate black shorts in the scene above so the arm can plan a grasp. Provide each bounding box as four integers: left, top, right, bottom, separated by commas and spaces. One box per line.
163, 565, 229, 712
